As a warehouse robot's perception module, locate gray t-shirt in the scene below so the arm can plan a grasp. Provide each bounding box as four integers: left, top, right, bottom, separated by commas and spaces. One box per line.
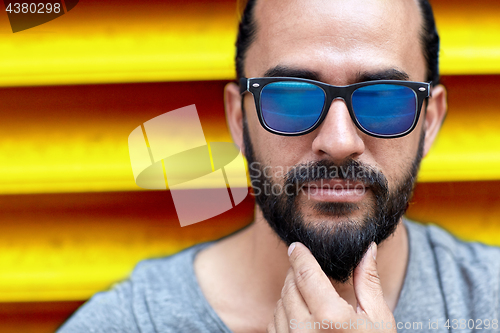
58, 220, 500, 332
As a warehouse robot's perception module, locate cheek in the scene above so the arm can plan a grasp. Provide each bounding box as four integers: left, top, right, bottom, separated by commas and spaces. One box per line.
253, 134, 311, 173
366, 134, 421, 190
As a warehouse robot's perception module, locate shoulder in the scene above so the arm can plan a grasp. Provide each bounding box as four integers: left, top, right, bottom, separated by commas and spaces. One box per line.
57, 242, 215, 333
406, 219, 500, 271
405, 220, 500, 318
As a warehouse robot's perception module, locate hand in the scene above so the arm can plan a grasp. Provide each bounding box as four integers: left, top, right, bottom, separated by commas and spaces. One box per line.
267, 242, 397, 332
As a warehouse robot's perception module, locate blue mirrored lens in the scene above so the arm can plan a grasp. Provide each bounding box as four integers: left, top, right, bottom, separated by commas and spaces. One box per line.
352, 84, 417, 136
261, 81, 325, 133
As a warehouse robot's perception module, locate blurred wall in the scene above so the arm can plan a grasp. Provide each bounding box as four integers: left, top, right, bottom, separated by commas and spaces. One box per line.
0, 0, 499, 331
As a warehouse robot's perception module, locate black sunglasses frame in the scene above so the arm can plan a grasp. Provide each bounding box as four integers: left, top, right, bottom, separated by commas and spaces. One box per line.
240, 77, 431, 139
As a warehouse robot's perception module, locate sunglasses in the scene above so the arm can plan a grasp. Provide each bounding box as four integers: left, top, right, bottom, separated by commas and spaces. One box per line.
240, 77, 431, 138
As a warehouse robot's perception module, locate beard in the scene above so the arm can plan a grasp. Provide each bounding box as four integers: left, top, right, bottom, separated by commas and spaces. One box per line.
242, 116, 424, 283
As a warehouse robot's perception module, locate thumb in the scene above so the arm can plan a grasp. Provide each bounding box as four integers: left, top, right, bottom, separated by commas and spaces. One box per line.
353, 242, 389, 317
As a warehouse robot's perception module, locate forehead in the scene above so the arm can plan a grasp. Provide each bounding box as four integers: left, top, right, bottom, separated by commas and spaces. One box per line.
247, 0, 426, 83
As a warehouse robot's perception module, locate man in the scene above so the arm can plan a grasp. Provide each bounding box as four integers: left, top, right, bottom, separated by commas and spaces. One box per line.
59, 0, 500, 332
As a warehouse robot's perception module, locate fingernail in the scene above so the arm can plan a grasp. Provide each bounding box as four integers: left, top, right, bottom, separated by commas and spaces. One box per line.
288, 243, 296, 257
371, 242, 377, 260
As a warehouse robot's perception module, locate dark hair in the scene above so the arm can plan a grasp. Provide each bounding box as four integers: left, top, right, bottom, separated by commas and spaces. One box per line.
417, 0, 440, 85
235, 0, 440, 85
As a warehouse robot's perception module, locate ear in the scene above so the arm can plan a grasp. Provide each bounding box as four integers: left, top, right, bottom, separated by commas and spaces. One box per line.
423, 84, 447, 157
224, 82, 245, 155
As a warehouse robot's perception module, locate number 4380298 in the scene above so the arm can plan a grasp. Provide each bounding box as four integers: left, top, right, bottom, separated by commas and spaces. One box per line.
444, 319, 499, 330
5, 3, 61, 14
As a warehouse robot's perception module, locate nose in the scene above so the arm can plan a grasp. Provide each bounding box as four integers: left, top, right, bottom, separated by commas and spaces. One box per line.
311, 98, 365, 163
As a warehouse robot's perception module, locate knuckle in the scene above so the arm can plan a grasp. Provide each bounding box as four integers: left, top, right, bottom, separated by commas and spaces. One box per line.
364, 268, 381, 285
363, 269, 386, 302
274, 298, 284, 316
318, 306, 353, 322
312, 311, 336, 324
302, 301, 355, 325
281, 280, 297, 298
315, 309, 333, 321
294, 265, 318, 286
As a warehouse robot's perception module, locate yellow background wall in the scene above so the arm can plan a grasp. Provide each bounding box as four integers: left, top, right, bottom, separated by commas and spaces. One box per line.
0, 0, 499, 331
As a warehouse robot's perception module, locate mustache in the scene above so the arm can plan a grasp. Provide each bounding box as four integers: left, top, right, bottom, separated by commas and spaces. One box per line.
283, 159, 389, 194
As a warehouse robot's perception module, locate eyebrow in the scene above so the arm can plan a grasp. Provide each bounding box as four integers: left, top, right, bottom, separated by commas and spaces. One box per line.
263, 66, 322, 81
263, 65, 410, 84
356, 69, 410, 82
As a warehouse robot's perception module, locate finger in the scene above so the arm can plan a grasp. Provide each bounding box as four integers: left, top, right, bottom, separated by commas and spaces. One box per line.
281, 268, 309, 319
288, 242, 349, 315
272, 299, 289, 333
353, 243, 390, 317
267, 322, 276, 333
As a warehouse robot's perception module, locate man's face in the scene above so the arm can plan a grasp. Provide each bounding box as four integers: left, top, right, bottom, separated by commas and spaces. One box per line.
240, 0, 430, 282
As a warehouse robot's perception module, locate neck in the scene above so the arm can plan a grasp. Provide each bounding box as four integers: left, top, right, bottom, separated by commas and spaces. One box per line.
243, 206, 408, 308
194, 205, 409, 330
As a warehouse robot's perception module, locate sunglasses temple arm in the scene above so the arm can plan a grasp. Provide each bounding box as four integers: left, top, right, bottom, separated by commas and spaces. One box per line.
239, 78, 249, 95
